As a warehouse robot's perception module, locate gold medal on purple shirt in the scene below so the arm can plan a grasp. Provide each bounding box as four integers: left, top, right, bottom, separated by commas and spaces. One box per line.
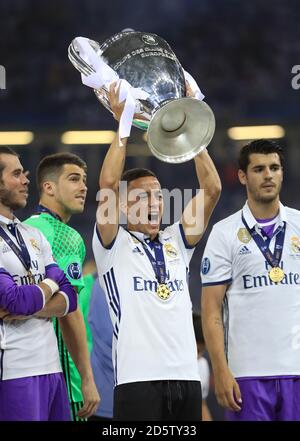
156, 283, 170, 300
268, 267, 285, 283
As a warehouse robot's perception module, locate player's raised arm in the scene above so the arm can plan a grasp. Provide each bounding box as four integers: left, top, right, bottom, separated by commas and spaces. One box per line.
97, 83, 128, 247
181, 148, 221, 247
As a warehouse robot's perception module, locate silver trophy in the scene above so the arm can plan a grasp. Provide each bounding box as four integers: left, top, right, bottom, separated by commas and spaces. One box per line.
68, 30, 215, 163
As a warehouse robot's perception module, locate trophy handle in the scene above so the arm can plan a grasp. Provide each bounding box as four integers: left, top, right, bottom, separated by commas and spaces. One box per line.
68, 40, 96, 76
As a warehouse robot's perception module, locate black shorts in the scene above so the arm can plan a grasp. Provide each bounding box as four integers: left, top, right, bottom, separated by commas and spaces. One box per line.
113, 380, 202, 421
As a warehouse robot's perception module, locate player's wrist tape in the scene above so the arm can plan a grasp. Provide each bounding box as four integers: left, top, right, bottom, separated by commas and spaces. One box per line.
58, 291, 70, 316
42, 278, 59, 296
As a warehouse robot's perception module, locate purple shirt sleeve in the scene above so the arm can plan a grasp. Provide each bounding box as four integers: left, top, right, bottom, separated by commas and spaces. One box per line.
0, 268, 44, 315
45, 264, 77, 313
59, 283, 77, 313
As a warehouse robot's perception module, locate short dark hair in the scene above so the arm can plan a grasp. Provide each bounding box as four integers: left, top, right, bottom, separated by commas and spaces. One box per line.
192, 312, 205, 345
121, 168, 157, 185
37, 152, 87, 194
238, 139, 284, 172
0, 146, 19, 180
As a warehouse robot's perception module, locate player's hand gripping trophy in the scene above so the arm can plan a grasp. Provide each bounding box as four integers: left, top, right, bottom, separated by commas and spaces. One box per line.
68, 30, 215, 163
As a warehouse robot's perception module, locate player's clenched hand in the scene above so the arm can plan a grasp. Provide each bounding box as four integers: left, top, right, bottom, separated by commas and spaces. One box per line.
77, 376, 100, 419
214, 367, 242, 412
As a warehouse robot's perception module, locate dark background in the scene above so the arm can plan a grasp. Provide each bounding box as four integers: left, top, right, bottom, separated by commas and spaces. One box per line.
1, 0, 299, 419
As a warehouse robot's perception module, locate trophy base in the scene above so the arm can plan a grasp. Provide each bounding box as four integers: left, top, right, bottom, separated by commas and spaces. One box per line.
147, 97, 215, 164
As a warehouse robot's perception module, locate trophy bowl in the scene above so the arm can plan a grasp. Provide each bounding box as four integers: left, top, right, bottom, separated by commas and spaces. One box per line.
68, 30, 215, 163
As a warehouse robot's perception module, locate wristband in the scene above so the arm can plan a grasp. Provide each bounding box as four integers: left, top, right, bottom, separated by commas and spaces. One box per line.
58, 291, 70, 316
41, 278, 59, 296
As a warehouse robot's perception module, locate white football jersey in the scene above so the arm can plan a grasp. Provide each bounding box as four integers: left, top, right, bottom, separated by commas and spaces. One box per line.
93, 222, 200, 386
201, 202, 300, 378
0, 215, 61, 380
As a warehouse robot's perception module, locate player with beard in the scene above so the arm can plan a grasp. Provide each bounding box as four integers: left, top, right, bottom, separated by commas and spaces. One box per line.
25, 153, 99, 420
0, 147, 78, 421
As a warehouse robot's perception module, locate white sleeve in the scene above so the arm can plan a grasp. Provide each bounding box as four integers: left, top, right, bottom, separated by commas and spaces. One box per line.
92, 224, 123, 274
200, 224, 232, 286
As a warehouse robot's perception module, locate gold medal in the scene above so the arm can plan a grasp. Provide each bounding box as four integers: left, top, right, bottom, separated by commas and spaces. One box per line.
156, 283, 170, 300
269, 267, 285, 283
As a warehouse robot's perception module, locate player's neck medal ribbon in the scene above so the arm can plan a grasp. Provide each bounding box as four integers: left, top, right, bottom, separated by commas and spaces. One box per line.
0, 224, 34, 284
128, 231, 170, 300
242, 214, 286, 284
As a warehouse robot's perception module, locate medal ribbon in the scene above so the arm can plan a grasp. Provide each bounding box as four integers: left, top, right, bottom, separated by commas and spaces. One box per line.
0, 224, 32, 272
128, 232, 168, 284
241, 214, 286, 268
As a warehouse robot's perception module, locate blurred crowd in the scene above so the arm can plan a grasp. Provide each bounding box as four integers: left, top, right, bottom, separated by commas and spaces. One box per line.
1, 0, 299, 127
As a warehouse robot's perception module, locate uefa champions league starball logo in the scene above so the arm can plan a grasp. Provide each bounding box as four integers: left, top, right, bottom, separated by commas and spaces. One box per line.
67, 262, 82, 280
201, 257, 211, 275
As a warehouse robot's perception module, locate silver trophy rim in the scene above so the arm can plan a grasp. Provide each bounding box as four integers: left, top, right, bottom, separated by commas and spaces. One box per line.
147, 98, 216, 164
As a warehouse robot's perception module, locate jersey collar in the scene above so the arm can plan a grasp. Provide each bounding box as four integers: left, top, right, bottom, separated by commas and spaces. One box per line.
242, 201, 287, 230
0, 214, 21, 226
35, 204, 63, 221
127, 229, 159, 243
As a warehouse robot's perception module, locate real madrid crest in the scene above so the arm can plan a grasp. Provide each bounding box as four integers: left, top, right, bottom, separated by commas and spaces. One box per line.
237, 228, 252, 244
291, 236, 300, 253
164, 243, 178, 258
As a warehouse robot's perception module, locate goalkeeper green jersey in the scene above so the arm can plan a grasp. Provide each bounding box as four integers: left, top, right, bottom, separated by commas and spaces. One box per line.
24, 207, 88, 419
81, 273, 95, 354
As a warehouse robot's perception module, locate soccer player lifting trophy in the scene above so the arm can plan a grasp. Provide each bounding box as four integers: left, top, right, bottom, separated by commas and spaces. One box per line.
68, 30, 215, 163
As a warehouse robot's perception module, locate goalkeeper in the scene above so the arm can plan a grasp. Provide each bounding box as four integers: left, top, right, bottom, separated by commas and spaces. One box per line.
25, 152, 100, 420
